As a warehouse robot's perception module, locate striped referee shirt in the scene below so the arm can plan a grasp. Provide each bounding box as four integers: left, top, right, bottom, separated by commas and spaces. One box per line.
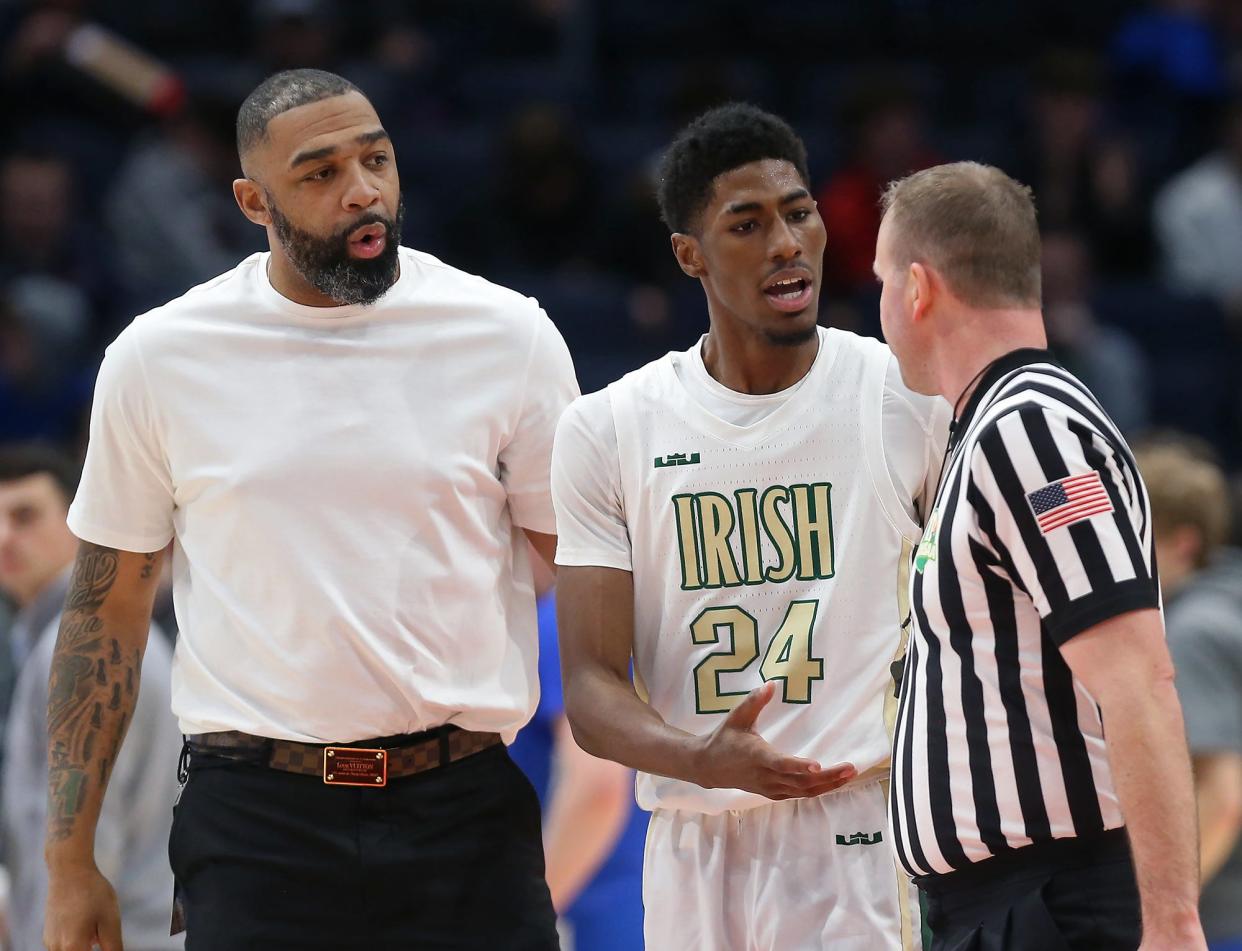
890, 349, 1159, 879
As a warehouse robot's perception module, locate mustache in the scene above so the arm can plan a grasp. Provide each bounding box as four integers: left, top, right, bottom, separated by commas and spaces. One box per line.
329, 211, 395, 244
762, 263, 815, 282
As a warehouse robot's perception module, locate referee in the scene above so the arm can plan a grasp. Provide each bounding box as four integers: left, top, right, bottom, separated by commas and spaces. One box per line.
874, 162, 1206, 951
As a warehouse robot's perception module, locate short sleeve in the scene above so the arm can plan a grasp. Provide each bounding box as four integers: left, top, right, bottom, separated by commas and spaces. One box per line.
498, 308, 580, 534
881, 356, 952, 526
550, 391, 632, 570
968, 402, 1159, 645
67, 328, 175, 553
1168, 606, 1242, 754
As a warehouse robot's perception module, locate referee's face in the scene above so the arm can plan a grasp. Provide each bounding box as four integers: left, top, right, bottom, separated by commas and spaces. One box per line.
875, 214, 936, 395
682, 158, 825, 347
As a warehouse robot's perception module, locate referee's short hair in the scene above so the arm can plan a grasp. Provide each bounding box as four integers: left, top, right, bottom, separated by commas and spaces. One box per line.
880, 162, 1042, 309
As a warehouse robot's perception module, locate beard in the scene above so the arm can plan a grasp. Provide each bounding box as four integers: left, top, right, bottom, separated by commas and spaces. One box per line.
762, 319, 819, 347
267, 193, 405, 306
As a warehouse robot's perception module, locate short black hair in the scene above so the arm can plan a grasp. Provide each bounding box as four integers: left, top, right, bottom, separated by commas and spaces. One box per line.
236, 68, 363, 158
656, 102, 810, 234
0, 442, 80, 504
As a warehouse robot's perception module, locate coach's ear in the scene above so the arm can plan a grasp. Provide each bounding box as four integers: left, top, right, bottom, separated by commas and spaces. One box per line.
671, 233, 705, 279
233, 178, 273, 228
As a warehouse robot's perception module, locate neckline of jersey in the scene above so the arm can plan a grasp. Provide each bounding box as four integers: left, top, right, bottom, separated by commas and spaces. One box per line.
685, 330, 819, 406
662, 325, 840, 446
953, 347, 1057, 439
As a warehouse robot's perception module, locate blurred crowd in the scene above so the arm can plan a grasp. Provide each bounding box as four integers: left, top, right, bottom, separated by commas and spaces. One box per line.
0, 0, 1241, 454
3, 0, 1242, 948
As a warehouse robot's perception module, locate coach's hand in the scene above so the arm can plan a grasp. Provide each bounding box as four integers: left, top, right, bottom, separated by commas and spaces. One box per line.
44, 860, 123, 951
690, 682, 856, 800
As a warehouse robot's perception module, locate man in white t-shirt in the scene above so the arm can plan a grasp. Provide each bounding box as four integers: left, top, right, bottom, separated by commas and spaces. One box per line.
552, 103, 948, 949
43, 69, 577, 951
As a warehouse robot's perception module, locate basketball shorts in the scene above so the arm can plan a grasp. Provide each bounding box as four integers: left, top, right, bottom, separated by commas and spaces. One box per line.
643, 778, 921, 951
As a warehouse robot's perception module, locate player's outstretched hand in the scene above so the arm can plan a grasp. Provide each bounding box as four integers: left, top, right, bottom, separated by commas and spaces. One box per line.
44, 860, 124, 951
691, 681, 856, 800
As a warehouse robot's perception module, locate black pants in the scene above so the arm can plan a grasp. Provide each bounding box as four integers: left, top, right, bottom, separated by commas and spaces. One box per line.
919, 829, 1141, 951
169, 740, 559, 950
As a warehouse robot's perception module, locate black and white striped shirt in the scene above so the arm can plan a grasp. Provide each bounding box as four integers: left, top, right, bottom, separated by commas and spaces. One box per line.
890, 349, 1159, 878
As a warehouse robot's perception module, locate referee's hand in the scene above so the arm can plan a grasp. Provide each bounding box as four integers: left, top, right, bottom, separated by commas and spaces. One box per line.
691, 681, 856, 800
43, 860, 123, 951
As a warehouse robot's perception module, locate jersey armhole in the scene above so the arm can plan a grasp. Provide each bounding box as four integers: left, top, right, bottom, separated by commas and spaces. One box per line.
861, 345, 923, 544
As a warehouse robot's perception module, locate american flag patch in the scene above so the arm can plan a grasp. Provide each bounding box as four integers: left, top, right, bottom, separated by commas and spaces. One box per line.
1026, 472, 1113, 534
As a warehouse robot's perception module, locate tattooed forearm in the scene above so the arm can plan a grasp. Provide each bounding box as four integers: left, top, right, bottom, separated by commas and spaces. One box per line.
64, 545, 118, 613
46, 544, 143, 847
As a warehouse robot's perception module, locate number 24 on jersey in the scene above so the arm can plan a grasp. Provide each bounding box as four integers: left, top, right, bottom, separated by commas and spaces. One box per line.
691, 600, 824, 714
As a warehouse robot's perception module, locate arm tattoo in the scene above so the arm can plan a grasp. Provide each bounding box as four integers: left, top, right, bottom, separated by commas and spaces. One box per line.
64, 546, 118, 613
47, 543, 141, 844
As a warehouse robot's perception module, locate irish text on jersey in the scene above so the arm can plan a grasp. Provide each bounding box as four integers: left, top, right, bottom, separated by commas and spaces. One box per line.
672, 483, 835, 591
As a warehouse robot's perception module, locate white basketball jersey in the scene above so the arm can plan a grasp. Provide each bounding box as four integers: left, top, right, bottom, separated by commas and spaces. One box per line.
608, 329, 922, 814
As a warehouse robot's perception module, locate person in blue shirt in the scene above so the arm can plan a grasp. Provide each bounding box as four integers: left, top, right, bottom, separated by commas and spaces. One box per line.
510, 584, 648, 951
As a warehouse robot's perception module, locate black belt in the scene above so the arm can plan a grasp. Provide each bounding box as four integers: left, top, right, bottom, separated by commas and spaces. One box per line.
185, 725, 502, 787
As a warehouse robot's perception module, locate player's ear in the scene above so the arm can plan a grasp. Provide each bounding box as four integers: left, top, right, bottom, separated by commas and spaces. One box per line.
671, 233, 705, 278
234, 178, 272, 227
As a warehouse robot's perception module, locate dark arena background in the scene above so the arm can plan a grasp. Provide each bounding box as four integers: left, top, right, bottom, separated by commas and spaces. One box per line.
3, 1, 1242, 949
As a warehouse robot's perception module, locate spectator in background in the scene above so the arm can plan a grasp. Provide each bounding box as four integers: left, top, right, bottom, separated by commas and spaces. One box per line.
105, 93, 265, 314
462, 103, 600, 275
0, 151, 74, 284
0, 290, 90, 444
1112, 0, 1228, 166
595, 158, 702, 360
1139, 438, 1242, 951
817, 78, 938, 296
407, 0, 567, 61
0, 150, 115, 336
0, 443, 182, 951
509, 546, 646, 951
1154, 98, 1242, 321
1013, 50, 1154, 277
246, 1, 439, 123
1016, 50, 1103, 228
1041, 229, 1150, 433
1112, 0, 1228, 101
252, 0, 337, 73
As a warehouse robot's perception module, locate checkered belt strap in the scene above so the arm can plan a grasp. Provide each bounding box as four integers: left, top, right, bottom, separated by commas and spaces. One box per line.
186, 728, 501, 779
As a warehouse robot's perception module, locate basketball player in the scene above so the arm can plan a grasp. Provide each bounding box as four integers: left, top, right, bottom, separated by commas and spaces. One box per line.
551, 103, 949, 950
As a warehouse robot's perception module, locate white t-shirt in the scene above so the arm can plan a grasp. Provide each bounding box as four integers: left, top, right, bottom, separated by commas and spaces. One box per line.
69, 248, 579, 743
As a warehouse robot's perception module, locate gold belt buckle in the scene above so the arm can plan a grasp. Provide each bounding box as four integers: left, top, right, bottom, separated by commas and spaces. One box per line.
323, 747, 387, 787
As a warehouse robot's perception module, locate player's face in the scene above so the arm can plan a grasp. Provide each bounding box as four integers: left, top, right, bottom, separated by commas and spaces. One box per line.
244, 92, 403, 305
0, 474, 77, 608
875, 213, 936, 395
689, 159, 825, 347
